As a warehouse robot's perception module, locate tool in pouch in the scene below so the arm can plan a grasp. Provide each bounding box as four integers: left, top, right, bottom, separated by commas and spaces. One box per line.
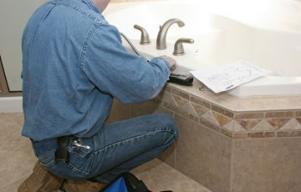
55, 137, 91, 163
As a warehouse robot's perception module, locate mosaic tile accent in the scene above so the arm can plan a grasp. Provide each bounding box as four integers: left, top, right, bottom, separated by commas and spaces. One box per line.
296, 118, 301, 124
191, 102, 210, 117
155, 85, 301, 139
237, 119, 262, 130
252, 120, 275, 131
235, 112, 264, 119
190, 95, 211, 108
280, 119, 301, 130
248, 131, 276, 138
212, 105, 234, 118
265, 111, 294, 118
266, 118, 290, 129
224, 121, 240, 132
213, 111, 232, 127
201, 111, 220, 127
276, 131, 301, 137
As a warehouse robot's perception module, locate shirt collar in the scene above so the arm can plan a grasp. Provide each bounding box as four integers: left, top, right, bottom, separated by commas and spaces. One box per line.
82, 0, 102, 14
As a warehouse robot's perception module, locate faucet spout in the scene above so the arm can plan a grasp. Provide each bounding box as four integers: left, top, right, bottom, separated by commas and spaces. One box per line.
156, 18, 185, 50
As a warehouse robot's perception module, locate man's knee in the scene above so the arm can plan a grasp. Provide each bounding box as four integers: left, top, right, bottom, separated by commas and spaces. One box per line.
155, 113, 178, 139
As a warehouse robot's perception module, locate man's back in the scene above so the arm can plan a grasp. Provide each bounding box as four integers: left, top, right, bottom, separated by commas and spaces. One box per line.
22, 0, 172, 141
22, 0, 112, 141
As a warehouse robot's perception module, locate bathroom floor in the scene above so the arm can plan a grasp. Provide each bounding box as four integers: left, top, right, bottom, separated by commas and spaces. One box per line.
0, 113, 211, 192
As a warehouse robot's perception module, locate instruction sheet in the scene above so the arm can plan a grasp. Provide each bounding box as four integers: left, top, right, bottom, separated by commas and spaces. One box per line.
191, 61, 271, 93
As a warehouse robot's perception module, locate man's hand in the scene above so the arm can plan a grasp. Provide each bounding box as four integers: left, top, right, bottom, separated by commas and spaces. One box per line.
160, 56, 177, 72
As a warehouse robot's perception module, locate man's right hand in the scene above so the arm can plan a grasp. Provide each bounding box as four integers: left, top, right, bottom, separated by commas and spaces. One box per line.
160, 56, 177, 72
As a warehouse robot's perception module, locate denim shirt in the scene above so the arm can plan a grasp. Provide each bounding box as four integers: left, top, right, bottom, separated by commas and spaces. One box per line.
21, 0, 171, 141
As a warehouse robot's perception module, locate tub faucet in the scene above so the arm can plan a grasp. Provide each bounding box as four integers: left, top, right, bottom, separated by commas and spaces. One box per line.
156, 18, 185, 50
173, 38, 194, 56
134, 25, 150, 45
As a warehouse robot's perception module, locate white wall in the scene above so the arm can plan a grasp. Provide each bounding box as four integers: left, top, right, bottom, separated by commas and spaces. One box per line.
0, 0, 45, 91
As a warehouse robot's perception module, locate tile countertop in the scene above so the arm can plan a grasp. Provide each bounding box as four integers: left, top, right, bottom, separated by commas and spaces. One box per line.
167, 81, 301, 112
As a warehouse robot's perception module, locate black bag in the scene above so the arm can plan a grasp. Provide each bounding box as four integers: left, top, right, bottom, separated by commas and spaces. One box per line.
100, 172, 150, 192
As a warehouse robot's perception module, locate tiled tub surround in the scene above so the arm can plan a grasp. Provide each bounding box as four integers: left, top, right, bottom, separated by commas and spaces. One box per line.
156, 82, 301, 139
113, 82, 301, 192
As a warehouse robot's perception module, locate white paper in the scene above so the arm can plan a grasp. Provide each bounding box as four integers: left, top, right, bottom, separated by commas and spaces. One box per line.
191, 61, 271, 93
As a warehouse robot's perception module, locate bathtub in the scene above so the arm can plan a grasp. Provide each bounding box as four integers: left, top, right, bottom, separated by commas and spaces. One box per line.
1, 0, 301, 113
105, 0, 301, 97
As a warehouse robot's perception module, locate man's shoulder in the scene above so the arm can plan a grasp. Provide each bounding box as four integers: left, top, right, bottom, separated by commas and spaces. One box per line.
52, 0, 107, 25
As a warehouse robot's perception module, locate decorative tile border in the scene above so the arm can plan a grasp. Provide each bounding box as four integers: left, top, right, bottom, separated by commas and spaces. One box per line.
155, 85, 301, 139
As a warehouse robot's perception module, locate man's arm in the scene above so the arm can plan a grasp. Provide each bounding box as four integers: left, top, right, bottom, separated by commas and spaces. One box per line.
81, 23, 174, 104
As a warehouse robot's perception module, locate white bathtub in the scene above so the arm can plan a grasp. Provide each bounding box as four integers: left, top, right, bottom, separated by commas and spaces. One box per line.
105, 0, 301, 97
2, 0, 301, 113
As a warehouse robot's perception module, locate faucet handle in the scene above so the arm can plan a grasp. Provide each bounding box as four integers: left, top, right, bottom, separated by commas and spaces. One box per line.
133, 25, 151, 45
156, 18, 185, 50
173, 38, 194, 56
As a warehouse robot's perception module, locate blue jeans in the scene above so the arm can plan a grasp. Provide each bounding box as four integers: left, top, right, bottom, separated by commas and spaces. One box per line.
32, 113, 177, 183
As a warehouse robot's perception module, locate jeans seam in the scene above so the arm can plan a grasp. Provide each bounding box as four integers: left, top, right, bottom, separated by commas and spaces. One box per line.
67, 161, 90, 175
93, 128, 175, 155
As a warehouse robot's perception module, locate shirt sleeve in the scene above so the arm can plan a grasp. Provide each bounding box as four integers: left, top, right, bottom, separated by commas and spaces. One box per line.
81, 23, 171, 104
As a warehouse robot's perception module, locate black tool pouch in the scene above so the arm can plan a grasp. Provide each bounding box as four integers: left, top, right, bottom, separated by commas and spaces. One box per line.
55, 136, 70, 163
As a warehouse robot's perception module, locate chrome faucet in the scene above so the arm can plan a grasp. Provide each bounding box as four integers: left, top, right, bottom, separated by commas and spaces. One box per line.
134, 25, 150, 45
156, 18, 185, 50
173, 38, 194, 56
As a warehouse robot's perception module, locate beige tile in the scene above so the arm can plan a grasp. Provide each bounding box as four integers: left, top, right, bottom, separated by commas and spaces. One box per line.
296, 117, 301, 124
131, 100, 159, 117
265, 111, 294, 118
171, 87, 190, 100
1, 177, 27, 192
266, 118, 291, 129
0, 149, 36, 190
237, 119, 262, 130
247, 131, 276, 138
252, 119, 275, 131
235, 112, 264, 119
280, 119, 301, 130
222, 120, 248, 139
232, 138, 301, 192
212, 112, 232, 127
159, 143, 176, 168
175, 115, 232, 192
201, 111, 220, 127
211, 105, 234, 118
161, 91, 176, 106
190, 95, 211, 109
173, 96, 195, 113
0, 113, 36, 192
161, 91, 178, 110
277, 131, 301, 137
107, 100, 131, 123
191, 102, 210, 117
154, 106, 175, 117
